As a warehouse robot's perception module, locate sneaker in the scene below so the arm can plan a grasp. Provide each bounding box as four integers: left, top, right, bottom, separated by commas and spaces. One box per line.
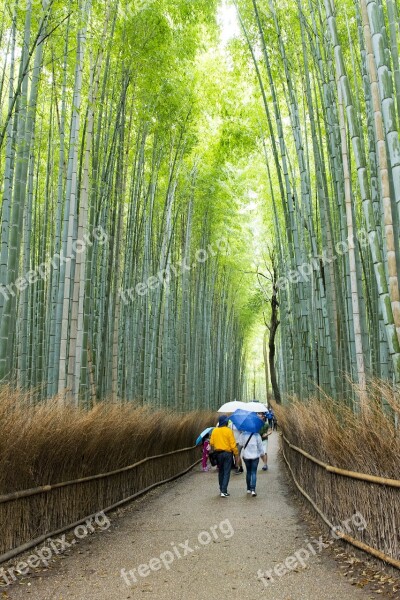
220, 492, 229, 497
234, 468, 242, 475
251, 491, 257, 497
247, 490, 251, 494
262, 465, 268, 471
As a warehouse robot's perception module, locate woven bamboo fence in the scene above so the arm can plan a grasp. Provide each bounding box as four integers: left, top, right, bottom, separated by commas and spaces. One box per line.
282, 435, 400, 569
0, 446, 199, 563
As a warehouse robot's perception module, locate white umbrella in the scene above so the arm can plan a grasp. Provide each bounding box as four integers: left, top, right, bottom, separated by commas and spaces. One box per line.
217, 400, 247, 413
242, 401, 268, 413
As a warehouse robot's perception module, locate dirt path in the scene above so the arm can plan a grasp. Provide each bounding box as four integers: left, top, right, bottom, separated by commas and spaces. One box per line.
5, 433, 369, 600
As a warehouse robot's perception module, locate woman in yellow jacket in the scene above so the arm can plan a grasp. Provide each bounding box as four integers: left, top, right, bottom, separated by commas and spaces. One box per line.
209, 415, 239, 497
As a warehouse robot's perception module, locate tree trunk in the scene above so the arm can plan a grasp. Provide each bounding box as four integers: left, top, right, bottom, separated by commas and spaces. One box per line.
263, 327, 270, 405
269, 272, 281, 404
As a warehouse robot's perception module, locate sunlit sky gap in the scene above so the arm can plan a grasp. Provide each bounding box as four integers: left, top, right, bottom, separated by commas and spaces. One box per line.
217, 1, 241, 47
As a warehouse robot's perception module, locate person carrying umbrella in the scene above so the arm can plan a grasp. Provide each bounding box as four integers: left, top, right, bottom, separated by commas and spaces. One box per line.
239, 429, 266, 497
195, 427, 215, 472
201, 433, 211, 471
229, 409, 266, 496
258, 413, 272, 471
209, 415, 239, 497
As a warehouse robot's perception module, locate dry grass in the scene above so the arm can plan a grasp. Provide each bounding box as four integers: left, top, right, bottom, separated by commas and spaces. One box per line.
0, 387, 213, 493
275, 380, 400, 477
0, 387, 214, 556
274, 380, 400, 563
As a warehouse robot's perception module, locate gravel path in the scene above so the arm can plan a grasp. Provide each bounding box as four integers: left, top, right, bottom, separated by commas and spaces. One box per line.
5, 433, 368, 600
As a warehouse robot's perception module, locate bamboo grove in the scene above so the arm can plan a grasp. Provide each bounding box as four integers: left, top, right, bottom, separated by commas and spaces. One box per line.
0, 0, 250, 407
237, 0, 400, 409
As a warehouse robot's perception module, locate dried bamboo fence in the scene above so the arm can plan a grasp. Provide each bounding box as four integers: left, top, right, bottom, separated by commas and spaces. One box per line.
0, 446, 199, 564
282, 435, 400, 569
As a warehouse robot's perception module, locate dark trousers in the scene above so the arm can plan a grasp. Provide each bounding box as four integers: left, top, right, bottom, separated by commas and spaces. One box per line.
243, 457, 259, 491
216, 451, 233, 494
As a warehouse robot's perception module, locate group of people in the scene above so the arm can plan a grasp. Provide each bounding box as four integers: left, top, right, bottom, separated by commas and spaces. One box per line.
265, 407, 278, 431
202, 409, 275, 498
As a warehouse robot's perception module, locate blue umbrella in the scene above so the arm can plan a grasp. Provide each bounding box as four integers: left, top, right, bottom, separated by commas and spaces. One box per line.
229, 409, 264, 433
195, 427, 214, 446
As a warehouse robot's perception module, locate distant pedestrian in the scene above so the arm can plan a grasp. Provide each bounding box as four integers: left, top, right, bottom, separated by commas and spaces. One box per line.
231, 422, 244, 474
272, 414, 278, 431
266, 407, 274, 429
210, 415, 239, 497
258, 413, 272, 470
201, 434, 211, 471
239, 430, 266, 497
